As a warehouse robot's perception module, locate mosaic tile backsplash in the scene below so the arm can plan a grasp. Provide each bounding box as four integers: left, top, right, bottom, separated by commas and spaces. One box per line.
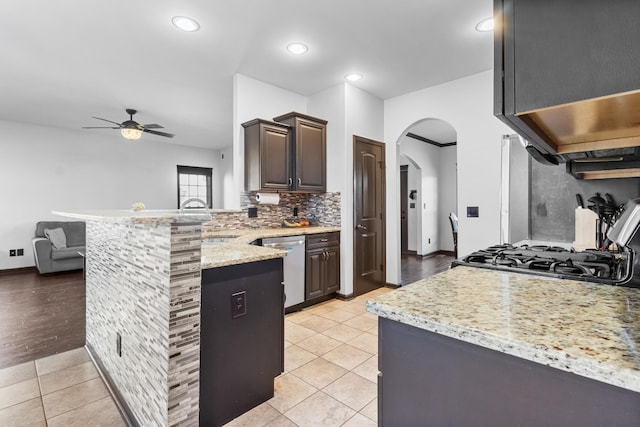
207, 191, 341, 230
85, 221, 201, 427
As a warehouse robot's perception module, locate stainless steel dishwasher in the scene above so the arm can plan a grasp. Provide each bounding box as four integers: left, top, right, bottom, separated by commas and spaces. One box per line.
262, 235, 305, 309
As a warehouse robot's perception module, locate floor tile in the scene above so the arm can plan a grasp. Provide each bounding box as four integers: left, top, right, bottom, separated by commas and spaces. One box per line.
35, 348, 90, 376
284, 345, 316, 373
223, 402, 280, 427
284, 322, 317, 344
298, 316, 339, 333
284, 391, 355, 427
321, 324, 363, 343
46, 396, 125, 427
263, 415, 298, 427
286, 310, 317, 324
269, 373, 317, 413
348, 332, 378, 355
290, 357, 347, 389
0, 361, 36, 388
39, 361, 99, 395
339, 301, 368, 315
352, 355, 379, 383
343, 413, 377, 427
322, 344, 371, 371
0, 378, 40, 410
367, 325, 378, 336
360, 398, 377, 422
347, 315, 378, 332
295, 334, 341, 356
0, 396, 45, 426
303, 303, 334, 316
322, 372, 376, 411
42, 377, 108, 419
318, 309, 357, 323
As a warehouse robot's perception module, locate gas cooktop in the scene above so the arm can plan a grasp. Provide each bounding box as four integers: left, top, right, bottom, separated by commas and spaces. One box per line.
452, 243, 633, 286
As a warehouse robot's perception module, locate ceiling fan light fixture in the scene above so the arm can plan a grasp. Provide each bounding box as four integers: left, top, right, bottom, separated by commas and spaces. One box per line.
345, 73, 363, 82
475, 17, 494, 32
172, 16, 200, 32
286, 42, 308, 55
121, 127, 143, 140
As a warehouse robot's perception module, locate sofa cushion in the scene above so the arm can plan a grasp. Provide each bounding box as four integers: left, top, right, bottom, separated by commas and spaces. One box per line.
44, 228, 67, 249
51, 246, 85, 261
36, 221, 85, 247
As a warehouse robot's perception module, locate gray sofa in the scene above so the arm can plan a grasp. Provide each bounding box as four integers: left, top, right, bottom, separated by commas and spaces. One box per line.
32, 221, 85, 274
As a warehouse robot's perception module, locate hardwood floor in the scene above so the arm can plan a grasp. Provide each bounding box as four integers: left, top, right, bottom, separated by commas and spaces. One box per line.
0, 269, 85, 369
401, 252, 454, 285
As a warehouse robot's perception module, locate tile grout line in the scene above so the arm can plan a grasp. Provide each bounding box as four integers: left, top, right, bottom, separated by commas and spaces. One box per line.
34, 361, 48, 427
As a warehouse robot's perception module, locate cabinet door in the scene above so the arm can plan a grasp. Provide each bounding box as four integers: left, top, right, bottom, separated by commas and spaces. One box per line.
324, 246, 340, 294
305, 249, 324, 300
261, 124, 291, 190
295, 119, 326, 192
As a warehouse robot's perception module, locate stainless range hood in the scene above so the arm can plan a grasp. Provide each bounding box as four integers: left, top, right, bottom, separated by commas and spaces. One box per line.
493, 0, 640, 180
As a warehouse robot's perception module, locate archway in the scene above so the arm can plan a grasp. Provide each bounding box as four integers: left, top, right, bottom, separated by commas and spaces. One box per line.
396, 118, 458, 285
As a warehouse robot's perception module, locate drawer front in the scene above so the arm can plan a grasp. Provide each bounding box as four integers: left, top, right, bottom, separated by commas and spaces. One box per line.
306, 232, 340, 249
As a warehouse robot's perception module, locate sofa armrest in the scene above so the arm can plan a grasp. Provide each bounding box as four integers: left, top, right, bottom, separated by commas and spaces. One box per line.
32, 237, 53, 273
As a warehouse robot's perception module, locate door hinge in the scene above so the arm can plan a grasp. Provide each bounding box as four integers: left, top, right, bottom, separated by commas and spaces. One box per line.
380, 264, 384, 271
379, 161, 385, 169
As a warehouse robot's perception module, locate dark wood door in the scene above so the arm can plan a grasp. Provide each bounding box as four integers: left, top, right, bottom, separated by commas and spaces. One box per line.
260, 124, 291, 190
353, 136, 385, 296
400, 165, 408, 254
305, 249, 324, 299
295, 119, 326, 192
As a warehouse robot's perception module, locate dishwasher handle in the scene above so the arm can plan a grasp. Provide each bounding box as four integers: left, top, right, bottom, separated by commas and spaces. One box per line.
263, 240, 305, 249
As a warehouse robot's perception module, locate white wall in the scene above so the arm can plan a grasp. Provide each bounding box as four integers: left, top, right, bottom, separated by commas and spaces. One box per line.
219, 146, 235, 209
399, 155, 419, 251
231, 73, 308, 207
0, 120, 220, 270
439, 145, 458, 252
385, 70, 512, 284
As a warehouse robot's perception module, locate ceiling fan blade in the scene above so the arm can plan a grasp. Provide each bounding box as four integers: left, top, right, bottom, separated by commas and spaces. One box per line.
82, 126, 120, 129
92, 116, 123, 126
142, 123, 164, 129
143, 128, 175, 138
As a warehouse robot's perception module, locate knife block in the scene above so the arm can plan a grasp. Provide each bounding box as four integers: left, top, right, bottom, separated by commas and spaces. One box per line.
573, 207, 598, 251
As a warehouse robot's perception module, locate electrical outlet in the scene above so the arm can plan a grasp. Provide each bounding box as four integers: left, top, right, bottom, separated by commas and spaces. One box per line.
9, 249, 16, 257
293, 207, 299, 217
231, 291, 247, 318
17, 249, 23, 256
247, 207, 258, 218
116, 332, 122, 357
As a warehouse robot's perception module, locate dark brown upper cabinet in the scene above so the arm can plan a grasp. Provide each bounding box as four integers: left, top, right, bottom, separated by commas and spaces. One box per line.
242, 119, 292, 191
274, 112, 327, 192
494, 0, 640, 166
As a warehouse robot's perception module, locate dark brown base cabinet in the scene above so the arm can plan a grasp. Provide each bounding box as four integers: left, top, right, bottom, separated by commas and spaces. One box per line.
378, 317, 640, 426
305, 232, 340, 300
200, 259, 284, 427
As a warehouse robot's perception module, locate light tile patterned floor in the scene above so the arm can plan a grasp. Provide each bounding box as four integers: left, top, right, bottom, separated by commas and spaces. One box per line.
0, 287, 391, 427
224, 286, 392, 427
0, 347, 125, 426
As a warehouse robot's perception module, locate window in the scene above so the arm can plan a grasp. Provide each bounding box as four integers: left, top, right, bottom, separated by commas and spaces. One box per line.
177, 165, 212, 208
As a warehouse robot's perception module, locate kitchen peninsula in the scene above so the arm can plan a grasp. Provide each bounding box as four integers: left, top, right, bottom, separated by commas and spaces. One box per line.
367, 266, 640, 426
52, 209, 339, 427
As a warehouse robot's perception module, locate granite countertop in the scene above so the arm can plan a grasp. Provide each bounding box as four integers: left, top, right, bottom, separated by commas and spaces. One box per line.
366, 266, 640, 393
201, 226, 340, 269
52, 209, 241, 224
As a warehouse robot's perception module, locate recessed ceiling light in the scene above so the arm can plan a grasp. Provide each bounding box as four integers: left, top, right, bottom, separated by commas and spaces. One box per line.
286, 43, 308, 55
172, 16, 200, 32
475, 17, 494, 32
345, 73, 363, 82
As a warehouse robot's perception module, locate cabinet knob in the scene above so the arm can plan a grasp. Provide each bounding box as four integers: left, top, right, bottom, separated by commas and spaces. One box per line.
297, 178, 302, 186
320, 238, 328, 242
288, 178, 293, 187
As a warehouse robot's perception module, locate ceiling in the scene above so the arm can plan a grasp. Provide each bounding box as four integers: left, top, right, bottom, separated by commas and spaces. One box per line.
0, 0, 493, 150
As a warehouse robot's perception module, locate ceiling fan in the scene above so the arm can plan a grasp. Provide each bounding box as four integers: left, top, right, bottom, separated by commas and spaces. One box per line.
82, 108, 175, 140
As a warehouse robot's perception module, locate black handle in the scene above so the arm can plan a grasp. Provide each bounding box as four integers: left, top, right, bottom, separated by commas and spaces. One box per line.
576, 194, 584, 208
